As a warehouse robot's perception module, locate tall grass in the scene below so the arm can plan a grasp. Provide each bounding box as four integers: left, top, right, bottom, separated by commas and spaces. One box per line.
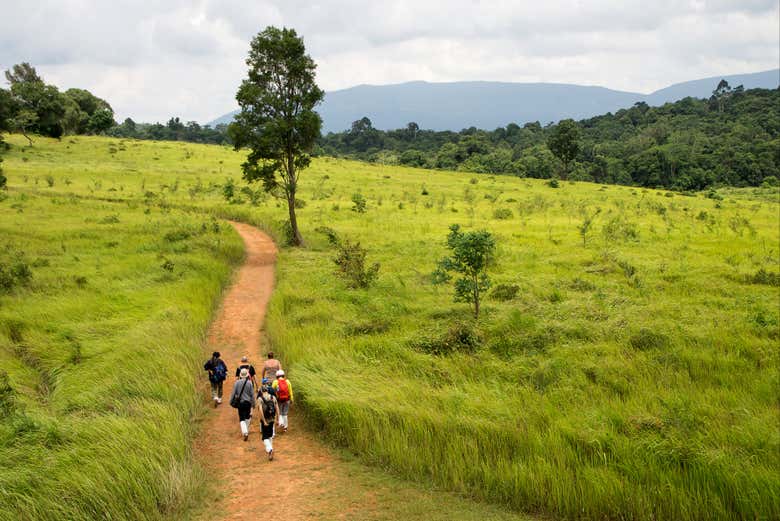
2, 135, 778, 519
0, 191, 243, 520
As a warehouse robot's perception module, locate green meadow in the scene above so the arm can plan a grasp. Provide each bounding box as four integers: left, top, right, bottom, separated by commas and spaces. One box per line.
1, 134, 778, 520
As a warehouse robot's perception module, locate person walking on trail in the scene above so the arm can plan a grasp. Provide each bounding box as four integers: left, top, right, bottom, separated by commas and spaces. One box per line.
261, 351, 282, 381
235, 356, 257, 387
272, 370, 293, 433
257, 383, 280, 460
229, 368, 256, 441
203, 351, 228, 407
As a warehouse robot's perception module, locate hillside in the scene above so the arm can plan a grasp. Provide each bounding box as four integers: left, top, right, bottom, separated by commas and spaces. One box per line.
319, 87, 780, 190
1, 135, 778, 520
208, 69, 779, 132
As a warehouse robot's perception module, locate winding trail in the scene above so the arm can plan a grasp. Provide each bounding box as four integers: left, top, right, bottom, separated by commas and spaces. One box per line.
194, 222, 344, 520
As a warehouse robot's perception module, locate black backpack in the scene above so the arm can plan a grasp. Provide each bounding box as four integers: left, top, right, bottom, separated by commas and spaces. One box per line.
260, 394, 276, 420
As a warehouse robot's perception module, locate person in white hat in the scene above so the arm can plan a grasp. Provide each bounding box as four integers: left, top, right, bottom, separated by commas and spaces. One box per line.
228, 367, 256, 440
272, 369, 293, 433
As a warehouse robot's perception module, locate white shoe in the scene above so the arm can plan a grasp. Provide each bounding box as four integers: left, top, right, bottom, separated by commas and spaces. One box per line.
217, 398, 222, 404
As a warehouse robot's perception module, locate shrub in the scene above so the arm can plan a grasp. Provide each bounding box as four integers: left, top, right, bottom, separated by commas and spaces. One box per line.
333, 239, 379, 288
315, 226, 340, 246
412, 321, 481, 356
222, 178, 236, 202
761, 175, 778, 187
493, 208, 513, 220
294, 198, 307, 209
629, 328, 669, 350
161, 259, 175, 272
490, 283, 519, 301
547, 178, 560, 188
351, 193, 367, 213
0, 258, 32, 293
745, 268, 780, 287
602, 216, 640, 242
45, 175, 55, 187
74, 275, 88, 288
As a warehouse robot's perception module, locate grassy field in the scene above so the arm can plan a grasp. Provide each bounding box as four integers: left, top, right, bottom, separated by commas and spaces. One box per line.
0, 184, 244, 519
2, 134, 778, 520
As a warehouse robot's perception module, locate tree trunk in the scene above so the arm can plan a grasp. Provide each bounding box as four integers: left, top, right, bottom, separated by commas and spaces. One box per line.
473, 274, 480, 320
287, 193, 304, 247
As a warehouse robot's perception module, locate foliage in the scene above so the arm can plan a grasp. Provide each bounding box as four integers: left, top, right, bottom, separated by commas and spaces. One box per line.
333, 238, 379, 288
351, 192, 367, 213
318, 87, 780, 189
411, 321, 481, 355
433, 224, 496, 319
228, 26, 324, 246
489, 283, 519, 301
546, 118, 580, 178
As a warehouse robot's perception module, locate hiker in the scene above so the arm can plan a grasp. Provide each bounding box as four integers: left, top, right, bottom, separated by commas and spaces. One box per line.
203, 351, 228, 407
261, 351, 282, 381
235, 356, 258, 387
229, 368, 256, 441
272, 370, 293, 433
257, 382, 280, 460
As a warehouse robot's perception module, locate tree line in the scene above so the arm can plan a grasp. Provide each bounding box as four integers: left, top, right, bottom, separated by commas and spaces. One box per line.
1, 61, 777, 191
0, 63, 230, 149
319, 84, 779, 190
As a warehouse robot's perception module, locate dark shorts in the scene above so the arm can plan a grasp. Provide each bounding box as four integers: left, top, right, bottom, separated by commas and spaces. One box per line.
237, 402, 252, 421
261, 421, 275, 440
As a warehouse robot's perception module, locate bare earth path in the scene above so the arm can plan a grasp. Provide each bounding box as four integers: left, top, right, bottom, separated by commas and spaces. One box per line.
193, 222, 530, 521
193, 221, 346, 520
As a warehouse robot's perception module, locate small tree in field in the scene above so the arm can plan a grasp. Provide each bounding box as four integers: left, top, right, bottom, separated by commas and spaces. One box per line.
433, 224, 496, 320
229, 27, 324, 246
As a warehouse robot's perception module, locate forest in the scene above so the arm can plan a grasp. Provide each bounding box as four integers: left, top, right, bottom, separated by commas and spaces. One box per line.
319, 85, 779, 190
1, 62, 778, 192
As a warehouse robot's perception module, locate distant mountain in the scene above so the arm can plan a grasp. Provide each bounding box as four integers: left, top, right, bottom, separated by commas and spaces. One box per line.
207, 69, 779, 132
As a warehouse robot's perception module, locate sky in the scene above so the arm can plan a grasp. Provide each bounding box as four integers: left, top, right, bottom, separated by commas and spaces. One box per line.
1, 1, 777, 123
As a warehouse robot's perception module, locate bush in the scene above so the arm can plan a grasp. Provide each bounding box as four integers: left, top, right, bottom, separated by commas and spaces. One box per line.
547, 178, 560, 188
0, 258, 32, 293
493, 208, 513, 220
333, 239, 379, 288
490, 283, 519, 301
745, 268, 780, 286
412, 321, 481, 356
629, 328, 669, 350
315, 226, 340, 246
351, 193, 367, 213
164, 229, 191, 242
294, 198, 307, 209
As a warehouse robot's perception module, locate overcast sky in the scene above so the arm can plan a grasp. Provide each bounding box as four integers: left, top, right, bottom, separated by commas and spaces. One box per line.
1, 1, 777, 123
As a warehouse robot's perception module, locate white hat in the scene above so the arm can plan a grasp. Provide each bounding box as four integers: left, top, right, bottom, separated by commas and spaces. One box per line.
240, 368, 249, 378
276, 370, 284, 377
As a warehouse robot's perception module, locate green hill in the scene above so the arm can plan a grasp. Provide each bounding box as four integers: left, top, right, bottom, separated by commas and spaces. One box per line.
0, 135, 778, 520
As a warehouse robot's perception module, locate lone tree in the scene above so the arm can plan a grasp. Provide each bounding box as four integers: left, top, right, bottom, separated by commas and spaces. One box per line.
433, 224, 496, 320
229, 26, 324, 246
547, 118, 580, 179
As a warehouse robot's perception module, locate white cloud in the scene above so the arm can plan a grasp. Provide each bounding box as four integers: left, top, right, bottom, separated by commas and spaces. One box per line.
0, 0, 777, 122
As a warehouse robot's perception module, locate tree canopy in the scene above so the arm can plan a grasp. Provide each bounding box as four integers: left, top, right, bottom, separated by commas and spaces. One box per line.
228, 26, 324, 246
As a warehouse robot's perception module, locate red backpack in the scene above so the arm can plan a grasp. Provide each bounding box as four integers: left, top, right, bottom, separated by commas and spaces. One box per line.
276, 379, 290, 402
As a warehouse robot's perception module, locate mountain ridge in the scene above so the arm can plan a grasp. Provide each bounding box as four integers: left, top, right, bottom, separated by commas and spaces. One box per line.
207, 69, 779, 132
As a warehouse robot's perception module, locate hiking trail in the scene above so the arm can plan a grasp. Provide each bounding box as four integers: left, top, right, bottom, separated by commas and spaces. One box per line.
194, 221, 345, 520
192, 222, 530, 521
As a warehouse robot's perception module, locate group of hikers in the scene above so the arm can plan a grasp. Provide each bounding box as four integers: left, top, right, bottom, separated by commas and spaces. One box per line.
203, 351, 293, 461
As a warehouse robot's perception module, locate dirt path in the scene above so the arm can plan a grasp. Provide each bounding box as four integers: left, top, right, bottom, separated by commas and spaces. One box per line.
194, 221, 344, 520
